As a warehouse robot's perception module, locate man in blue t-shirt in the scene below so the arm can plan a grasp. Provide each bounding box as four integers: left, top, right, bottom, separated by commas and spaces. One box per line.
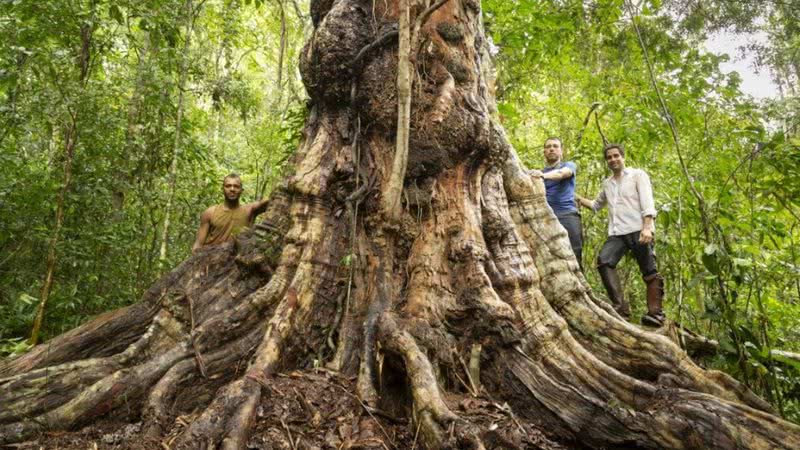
529, 137, 583, 270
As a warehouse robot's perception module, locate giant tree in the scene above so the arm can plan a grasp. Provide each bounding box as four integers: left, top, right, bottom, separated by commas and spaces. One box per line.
2, 1, 799, 449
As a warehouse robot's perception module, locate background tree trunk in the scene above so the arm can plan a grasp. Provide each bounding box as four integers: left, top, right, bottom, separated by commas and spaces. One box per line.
3, 1, 800, 449
29, 10, 96, 345
29, 116, 77, 346
159, 0, 198, 265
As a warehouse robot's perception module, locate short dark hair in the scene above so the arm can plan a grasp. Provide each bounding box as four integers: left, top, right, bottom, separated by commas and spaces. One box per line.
603, 143, 624, 158
223, 173, 242, 184
544, 137, 562, 147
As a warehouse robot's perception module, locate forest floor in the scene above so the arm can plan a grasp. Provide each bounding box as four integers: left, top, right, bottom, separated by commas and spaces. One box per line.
3, 368, 573, 450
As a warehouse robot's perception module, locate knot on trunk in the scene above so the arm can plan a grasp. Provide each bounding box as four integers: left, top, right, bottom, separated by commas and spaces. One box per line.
300, 1, 371, 104
446, 290, 521, 347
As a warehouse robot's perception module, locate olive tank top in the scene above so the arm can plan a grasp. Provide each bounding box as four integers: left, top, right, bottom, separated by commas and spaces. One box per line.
203, 204, 251, 246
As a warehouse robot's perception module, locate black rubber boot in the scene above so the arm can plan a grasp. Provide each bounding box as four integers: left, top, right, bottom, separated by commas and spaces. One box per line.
598, 265, 630, 319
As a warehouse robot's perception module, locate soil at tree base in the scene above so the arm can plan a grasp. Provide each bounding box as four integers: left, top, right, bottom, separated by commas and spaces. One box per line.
7, 369, 571, 450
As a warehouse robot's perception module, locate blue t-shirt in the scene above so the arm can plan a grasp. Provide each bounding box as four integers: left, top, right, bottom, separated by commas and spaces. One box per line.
543, 161, 577, 214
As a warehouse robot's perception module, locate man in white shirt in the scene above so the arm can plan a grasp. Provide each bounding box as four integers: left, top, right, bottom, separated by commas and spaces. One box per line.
577, 143, 665, 326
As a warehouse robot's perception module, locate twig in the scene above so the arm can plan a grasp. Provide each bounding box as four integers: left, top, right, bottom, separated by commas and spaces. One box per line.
573, 102, 602, 150
410, 418, 422, 450
332, 383, 397, 448
491, 402, 526, 436
291, 0, 306, 19
594, 110, 608, 146
280, 417, 297, 450
456, 353, 479, 396
451, 366, 473, 395
772, 191, 800, 224
711, 143, 762, 213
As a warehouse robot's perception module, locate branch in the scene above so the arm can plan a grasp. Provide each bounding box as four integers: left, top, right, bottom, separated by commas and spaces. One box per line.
290, 0, 306, 20
711, 143, 762, 213
594, 110, 608, 146
350, 29, 399, 73
773, 190, 800, 224
573, 102, 602, 150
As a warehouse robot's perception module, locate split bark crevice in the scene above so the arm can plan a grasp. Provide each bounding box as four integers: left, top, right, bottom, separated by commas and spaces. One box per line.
1, 1, 799, 449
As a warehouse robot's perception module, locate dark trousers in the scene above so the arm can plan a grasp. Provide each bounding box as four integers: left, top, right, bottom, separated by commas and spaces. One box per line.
596, 231, 657, 278
555, 211, 583, 270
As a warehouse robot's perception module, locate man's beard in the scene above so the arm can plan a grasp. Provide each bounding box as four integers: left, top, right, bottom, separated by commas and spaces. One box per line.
545, 157, 560, 167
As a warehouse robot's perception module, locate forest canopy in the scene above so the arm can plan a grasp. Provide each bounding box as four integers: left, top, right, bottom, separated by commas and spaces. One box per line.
1, 0, 799, 429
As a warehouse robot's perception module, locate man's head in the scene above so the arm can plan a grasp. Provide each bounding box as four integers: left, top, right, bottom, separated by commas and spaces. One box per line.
543, 137, 563, 165
222, 173, 243, 203
603, 143, 625, 173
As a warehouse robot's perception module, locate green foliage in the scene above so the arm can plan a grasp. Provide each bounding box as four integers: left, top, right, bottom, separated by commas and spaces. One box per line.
0, 337, 32, 360
0, 0, 311, 339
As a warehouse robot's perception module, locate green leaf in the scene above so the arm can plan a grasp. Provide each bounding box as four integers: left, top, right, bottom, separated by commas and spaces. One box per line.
732, 257, 751, 268
19, 293, 38, 305
701, 245, 720, 275
109, 5, 124, 25
771, 351, 800, 372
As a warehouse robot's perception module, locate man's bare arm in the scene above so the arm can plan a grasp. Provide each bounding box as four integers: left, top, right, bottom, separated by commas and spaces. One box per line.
576, 195, 594, 209
528, 167, 573, 181
247, 198, 270, 220
192, 207, 213, 254
543, 166, 573, 180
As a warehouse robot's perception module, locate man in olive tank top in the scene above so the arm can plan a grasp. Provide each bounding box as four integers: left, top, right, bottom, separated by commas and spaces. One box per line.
192, 173, 269, 253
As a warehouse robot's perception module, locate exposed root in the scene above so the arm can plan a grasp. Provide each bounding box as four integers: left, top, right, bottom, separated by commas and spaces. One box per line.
0, 188, 293, 445
503, 164, 774, 411
489, 121, 800, 447
378, 313, 457, 449
0, 308, 183, 427
169, 193, 344, 449
141, 358, 196, 439
0, 246, 232, 377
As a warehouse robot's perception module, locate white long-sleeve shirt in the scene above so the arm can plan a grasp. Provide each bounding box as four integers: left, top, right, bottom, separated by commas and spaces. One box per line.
591, 168, 657, 236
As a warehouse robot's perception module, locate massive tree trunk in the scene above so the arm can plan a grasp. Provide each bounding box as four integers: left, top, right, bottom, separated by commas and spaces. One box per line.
2, 1, 799, 449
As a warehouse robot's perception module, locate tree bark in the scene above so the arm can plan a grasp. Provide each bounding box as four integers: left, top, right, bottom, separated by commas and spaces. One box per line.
4, 1, 800, 449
